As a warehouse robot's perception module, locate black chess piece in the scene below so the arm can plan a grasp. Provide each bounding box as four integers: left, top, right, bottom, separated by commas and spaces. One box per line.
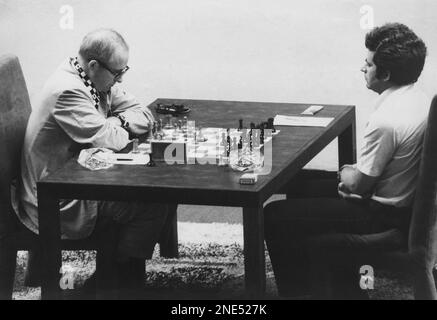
267, 117, 276, 133
147, 155, 156, 167
238, 119, 243, 131
249, 124, 254, 150
249, 123, 256, 148
226, 129, 231, 157
260, 124, 265, 145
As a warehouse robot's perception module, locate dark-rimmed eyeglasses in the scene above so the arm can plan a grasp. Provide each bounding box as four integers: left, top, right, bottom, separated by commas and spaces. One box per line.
95, 59, 129, 79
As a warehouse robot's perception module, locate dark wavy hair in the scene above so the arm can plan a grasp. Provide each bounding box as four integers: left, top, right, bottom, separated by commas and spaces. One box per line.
365, 23, 427, 85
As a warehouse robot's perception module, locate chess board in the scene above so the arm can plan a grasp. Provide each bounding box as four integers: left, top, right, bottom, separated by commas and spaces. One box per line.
139, 127, 279, 167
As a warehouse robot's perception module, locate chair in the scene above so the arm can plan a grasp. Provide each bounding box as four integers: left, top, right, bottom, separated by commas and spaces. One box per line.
368, 94, 437, 299
283, 95, 437, 299
0, 54, 178, 300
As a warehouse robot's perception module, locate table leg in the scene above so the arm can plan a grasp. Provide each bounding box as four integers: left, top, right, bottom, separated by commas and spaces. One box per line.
338, 119, 356, 167
37, 184, 62, 300
159, 204, 179, 258
0, 237, 16, 299
243, 205, 266, 298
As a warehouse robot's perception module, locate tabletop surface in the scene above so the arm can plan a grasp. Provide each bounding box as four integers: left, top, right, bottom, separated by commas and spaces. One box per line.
38, 98, 354, 205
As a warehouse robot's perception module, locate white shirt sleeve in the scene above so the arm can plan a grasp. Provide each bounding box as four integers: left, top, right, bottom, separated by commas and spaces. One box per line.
356, 118, 396, 177
53, 89, 130, 151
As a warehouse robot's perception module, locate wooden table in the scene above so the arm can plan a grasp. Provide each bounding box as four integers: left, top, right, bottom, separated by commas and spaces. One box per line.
37, 98, 356, 299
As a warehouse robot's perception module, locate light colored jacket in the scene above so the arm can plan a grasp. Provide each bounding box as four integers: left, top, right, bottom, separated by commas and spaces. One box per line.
13, 58, 154, 239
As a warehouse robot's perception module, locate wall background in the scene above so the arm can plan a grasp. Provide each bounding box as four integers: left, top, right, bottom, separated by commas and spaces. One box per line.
1, 0, 436, 169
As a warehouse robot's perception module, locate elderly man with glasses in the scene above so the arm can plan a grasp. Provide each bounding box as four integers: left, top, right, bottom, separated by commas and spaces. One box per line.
13, 28, 170, 297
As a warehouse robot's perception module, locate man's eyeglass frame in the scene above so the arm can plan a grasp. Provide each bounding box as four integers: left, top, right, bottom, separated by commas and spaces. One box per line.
95, 59, 129, 79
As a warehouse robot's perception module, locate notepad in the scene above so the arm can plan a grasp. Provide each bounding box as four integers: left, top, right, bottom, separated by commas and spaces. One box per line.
274, 115, 334, 127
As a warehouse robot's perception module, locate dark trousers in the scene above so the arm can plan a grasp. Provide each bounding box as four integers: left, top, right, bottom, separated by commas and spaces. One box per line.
265, 171, 411, 299
95, 202, 170, 260
23, 202, 170, 290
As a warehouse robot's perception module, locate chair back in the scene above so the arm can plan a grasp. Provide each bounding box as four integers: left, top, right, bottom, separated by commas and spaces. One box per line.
408, 95, 437, 299
0, 55, 32, 237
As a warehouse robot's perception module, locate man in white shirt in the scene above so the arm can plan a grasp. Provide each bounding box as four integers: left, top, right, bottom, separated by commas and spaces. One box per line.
265, 23, 430, 299
13, 29, 171, 295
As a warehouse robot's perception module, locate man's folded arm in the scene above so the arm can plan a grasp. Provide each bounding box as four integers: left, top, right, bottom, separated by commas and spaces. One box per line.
340, 165, 377, 196
110, 85, 155, 135
53, 89, 130, 151
339, 119, 395, 196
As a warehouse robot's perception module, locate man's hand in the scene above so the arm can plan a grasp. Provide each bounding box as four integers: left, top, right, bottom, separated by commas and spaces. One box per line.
338, 164, 377, 196
338, 182, 364, 201
107, 116, 122, 127
337, 164, 355, 181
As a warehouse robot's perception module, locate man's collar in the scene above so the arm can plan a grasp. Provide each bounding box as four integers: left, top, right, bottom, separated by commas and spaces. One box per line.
374, 84, 414, 111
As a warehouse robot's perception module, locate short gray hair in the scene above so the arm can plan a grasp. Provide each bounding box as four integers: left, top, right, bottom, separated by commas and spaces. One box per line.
79, 28, 129, 63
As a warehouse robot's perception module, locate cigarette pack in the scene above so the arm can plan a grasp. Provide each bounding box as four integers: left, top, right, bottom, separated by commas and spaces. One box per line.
239, 173, 258, 185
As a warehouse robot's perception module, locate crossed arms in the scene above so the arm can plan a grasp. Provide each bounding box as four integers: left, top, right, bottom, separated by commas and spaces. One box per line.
338, 164, 378, 200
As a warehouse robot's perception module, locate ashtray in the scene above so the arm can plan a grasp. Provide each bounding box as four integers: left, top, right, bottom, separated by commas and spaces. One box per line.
155, 103, 191, 115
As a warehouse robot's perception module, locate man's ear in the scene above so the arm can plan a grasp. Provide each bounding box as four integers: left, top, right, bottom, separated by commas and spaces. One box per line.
380, 70, 391, 82
87, 60, 98, 71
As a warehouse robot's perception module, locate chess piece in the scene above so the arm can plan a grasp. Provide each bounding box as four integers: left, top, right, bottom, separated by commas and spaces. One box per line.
164, 115, 173, 129
267, 117, 276, 133
226, 129, 231, 157
241, 129, 250, 145
249, 123, 256, 150
172, 122, 178, 140
157, 119, 164, 139
237, 135, 243, 164
238, 119, 243, 131
221, 132, 228, 152
146, 157, 156, 167
232, 136, 238, 150
218, 132, 228, 166
183, 116, 188, 131
197, 126, 206, 142
260, 125, 265, 145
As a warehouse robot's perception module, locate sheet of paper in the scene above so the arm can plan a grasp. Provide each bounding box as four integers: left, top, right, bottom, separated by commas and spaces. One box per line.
274, 115, 334, 127
103, 153, 150, 165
